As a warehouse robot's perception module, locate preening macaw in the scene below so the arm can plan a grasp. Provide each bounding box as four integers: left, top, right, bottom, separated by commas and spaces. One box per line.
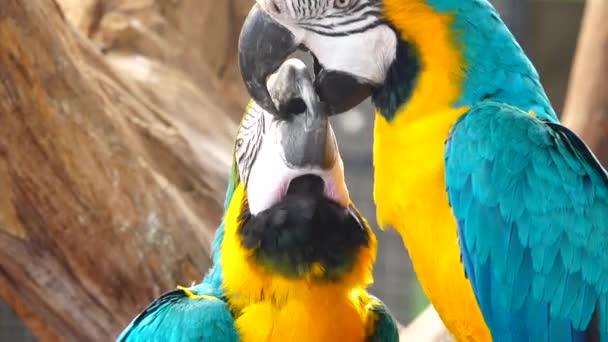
238, 0, 608, 341
117, 59, 399, 342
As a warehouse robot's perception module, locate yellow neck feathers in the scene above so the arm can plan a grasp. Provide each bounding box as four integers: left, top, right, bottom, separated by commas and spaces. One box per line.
218, 184, 378, 341
381, 0, 465, 124
371, 1, 491, 340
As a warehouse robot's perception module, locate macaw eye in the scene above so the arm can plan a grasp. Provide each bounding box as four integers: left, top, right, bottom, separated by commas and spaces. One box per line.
334, 0, 350, 9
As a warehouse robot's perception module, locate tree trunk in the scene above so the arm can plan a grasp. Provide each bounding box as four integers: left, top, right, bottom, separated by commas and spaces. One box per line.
562, 0, 608, 166
0, 0, 249, 340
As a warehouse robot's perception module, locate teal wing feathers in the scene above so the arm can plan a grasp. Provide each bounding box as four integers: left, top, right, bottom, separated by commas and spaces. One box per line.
444, 101, 608, 341
117, 285, 238, 342
367, 296, 400, 342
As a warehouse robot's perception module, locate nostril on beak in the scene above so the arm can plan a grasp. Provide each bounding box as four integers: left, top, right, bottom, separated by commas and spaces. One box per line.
282, 97, 307, 115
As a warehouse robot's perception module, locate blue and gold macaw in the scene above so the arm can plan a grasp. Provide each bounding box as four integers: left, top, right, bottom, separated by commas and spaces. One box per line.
238, 0, 608, 341
117, 59, 399, 342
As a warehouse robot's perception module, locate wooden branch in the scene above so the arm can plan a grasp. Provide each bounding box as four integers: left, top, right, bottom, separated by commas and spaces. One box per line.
562, 0, 608, 165
0, 0, 248, 340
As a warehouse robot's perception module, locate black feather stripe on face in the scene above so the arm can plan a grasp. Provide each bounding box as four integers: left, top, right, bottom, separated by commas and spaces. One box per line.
300, 19, 386, 37
284, 0, 382, 37
236, 104, 267, 186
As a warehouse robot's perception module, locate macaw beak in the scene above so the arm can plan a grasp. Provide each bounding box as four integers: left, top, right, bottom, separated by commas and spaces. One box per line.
268, 59, 337, 170
239, 5, 299, 116
241, 58, 348, 215
239, 5, 376, 116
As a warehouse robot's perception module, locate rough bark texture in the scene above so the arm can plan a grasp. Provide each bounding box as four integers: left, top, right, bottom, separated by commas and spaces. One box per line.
0, 0, 249, 340
562, 0, 608, 166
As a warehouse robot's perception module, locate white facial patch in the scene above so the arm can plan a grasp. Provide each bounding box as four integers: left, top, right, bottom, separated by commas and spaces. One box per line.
236, 102, 350, 215
304, 25, 397, 85
255, 0, 397, 85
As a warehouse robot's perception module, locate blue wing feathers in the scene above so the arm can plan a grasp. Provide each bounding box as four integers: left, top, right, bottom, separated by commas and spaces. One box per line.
445, 100, 608, 341
511, 247, 532, 311
117, 287, 238, 342
367, 297, 400, 342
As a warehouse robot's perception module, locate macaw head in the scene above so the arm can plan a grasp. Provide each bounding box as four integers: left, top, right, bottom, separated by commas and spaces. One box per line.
239, 0, 548, 121
221, 58, 375, 290
239, 0, 396, 116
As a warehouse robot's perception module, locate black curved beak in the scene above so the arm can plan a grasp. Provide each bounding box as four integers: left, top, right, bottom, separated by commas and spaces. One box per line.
315, 69, 375, 115
239, 5, 378, 116
269, 59, 337, 170
239, 5, 299, 115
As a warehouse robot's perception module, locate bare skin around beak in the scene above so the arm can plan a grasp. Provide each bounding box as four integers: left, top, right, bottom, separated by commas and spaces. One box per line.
267, 59, 337, 170
242, 58, 349, 215
238, 4, 377, 116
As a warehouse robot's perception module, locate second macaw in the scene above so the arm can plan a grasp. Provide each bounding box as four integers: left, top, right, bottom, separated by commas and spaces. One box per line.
117, 59, 399, 342
238, 0, 608, 341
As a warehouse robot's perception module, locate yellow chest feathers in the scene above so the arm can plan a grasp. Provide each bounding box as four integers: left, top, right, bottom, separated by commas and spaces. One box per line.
373, 109, 491, 342
370, 1, 492, 339
219, 184, 378, 342
233, 289, 372, 342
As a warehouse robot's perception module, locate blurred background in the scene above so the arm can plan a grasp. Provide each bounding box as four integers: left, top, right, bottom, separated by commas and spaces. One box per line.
0, 0, 602, 341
